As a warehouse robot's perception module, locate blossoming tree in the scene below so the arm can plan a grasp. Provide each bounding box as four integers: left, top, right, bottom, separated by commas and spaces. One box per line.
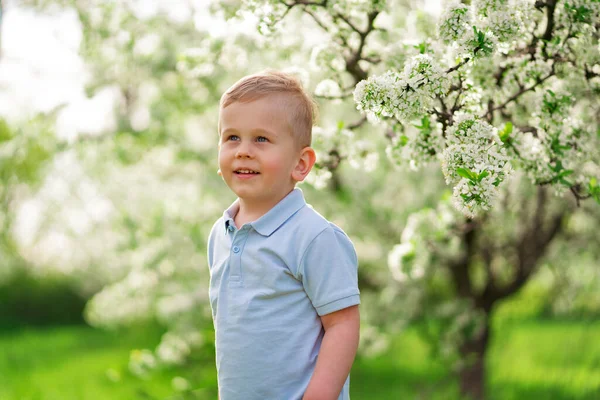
231, 0, 600, 398
13, 0, 600, 398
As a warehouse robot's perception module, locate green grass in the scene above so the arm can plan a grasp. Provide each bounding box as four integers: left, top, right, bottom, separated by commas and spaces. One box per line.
1, 319, 600, 399
488, 319, 600, 400
0, 324, 217, 400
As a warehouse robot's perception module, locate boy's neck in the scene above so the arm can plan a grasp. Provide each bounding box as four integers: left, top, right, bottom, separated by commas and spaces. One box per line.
234, 189, 294, 228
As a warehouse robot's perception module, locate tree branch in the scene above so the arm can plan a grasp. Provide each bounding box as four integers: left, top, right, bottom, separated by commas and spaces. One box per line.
491, 188, 565, 302
541, 0, 557, 45
347, 116, 367, 130
483, 65, 556, 119
446, 58, 471, 75
303, 8, 332, 34
448, 220, 477, 299
344, 11, 380, 84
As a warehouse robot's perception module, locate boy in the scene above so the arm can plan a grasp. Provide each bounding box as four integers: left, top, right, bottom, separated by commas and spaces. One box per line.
207, 70, 360, 400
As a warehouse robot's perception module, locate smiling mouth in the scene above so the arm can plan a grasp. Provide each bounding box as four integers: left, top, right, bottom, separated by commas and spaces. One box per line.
234, 169, 260, 174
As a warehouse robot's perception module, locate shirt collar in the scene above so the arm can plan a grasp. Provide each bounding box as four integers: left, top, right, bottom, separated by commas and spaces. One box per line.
222, 188, 306, 236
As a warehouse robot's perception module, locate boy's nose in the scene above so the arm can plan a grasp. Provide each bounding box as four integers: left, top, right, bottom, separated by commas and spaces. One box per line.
235, 143, 253, 158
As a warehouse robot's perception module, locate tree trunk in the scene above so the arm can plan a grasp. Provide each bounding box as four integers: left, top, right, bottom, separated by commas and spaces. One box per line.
458, 314, 491, 400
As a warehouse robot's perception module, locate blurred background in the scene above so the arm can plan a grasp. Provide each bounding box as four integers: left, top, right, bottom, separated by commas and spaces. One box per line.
1, 0, 599, 399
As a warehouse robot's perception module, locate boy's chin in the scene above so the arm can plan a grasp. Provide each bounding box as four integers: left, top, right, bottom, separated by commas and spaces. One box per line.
231, 189, 263, 200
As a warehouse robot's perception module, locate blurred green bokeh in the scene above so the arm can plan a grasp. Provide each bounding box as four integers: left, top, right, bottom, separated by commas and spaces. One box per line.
1, 0, 599, 399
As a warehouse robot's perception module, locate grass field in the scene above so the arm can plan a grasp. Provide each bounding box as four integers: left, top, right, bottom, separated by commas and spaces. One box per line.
1, 318, 600, 400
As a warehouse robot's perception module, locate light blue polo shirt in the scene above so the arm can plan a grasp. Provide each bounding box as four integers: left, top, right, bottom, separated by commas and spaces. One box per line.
207, 188, 360, 400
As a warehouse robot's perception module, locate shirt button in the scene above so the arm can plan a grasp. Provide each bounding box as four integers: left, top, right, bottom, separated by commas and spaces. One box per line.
227, 225, 235, 232
232, 246, 240, 253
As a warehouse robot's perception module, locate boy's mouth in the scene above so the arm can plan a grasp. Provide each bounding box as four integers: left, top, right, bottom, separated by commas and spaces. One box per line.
234, 169, 260, 175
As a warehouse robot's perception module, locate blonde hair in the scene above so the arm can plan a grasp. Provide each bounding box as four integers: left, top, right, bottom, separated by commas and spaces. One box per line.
219, 70, 318, 148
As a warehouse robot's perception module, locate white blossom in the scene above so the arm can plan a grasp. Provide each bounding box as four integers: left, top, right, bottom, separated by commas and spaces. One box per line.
387, 201, 463, 286
438, 1, 472, 44
314, 79, 343, 97
513, 89, 590, 190
386, 118, 444, 170
474, 0, 528, 42
304, 168, 333, 189
129, 349, 156, 377
157, 332, 191, 365
354, 55, 449, 122
388, 242, 416, 282
348, 140, 379, 172
441, 115, 511, 217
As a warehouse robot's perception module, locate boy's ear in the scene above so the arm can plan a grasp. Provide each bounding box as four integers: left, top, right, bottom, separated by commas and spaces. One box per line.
292, 147, 316, 182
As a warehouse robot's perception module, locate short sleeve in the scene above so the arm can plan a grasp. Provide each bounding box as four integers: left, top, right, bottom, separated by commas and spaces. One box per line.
298, 225, 360, 316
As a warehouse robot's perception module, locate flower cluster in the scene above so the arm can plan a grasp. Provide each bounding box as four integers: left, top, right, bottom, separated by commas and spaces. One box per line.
556, 0, 600, 29
354, 55, 449, 122
312, 126, 354, 165
403, 54, 449, 96
513, 90, 590, 193
388, 200, 462, 283
314, 79, 343, 97
386, 117, 444, 170
438, 0, 533, 58
438, 1, 472, 45
304, 126, 353, 189
441, 114, 511, 217
458, 25, 497, 58
474, 0, 527, 43
347, 139, 379, 172
241, 0, 288, 35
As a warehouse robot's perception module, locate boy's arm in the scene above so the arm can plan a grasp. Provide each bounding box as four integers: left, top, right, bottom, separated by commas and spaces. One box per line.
303, 305, 360, 400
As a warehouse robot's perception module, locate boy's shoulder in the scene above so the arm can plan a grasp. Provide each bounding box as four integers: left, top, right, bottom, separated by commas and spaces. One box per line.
287, 203, 350, 242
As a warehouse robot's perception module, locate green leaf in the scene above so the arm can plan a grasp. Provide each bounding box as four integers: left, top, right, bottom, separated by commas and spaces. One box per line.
477, 170, 490, 182
499, 122, 513, 143
551, 160, 563, 172
559, 169, 574, 178
412, 116, 432, 135
414, 42, 428, 54
558, 178, 573, 186
457, 167, 475, 181
589, 178, 600, 203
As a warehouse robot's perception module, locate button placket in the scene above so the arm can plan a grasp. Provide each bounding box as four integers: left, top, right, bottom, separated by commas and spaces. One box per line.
229, 226, 248, 283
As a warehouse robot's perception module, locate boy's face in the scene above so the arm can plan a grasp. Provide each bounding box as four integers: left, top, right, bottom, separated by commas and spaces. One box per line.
218, 95, 303, 207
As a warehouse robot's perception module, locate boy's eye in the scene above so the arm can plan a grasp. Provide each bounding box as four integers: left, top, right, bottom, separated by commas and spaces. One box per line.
227, 135, 240, 141
256, 136, 268, 143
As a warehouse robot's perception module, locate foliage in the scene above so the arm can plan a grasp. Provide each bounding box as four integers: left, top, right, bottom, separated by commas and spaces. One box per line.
3, 0, 599, 398
0, 270, 86, 329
